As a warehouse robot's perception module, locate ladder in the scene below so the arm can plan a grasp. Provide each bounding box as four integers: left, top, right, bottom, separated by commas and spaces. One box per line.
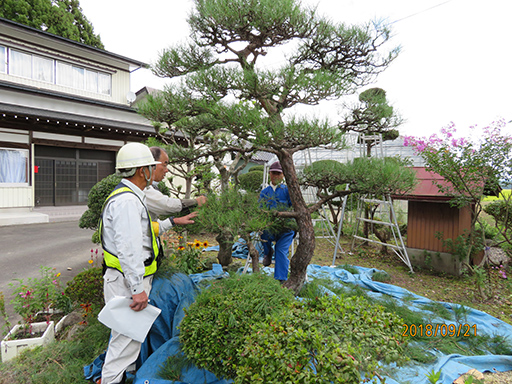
350, 194, 413, 273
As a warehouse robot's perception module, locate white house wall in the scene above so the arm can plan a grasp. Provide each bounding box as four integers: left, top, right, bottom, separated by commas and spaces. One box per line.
0, 186, 33, 208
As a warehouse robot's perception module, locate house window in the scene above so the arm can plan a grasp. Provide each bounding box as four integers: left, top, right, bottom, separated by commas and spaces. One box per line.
56, 61, 110, 95
10, 49, 53, 83
10, 50, 32, 78
85, 69, 98, 92
33, 55, 54, 83
98, 72, 111, 95
5, 47, 111, 95
56, 62, 84, 89
0, 148, 29, 185
0, 45, 5, 73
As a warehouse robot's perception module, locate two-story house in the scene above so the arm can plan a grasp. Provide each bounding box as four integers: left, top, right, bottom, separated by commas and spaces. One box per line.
0, 17, 159, 225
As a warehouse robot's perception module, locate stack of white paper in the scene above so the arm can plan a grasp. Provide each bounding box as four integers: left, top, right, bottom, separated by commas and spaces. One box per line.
98, 296, 162, 343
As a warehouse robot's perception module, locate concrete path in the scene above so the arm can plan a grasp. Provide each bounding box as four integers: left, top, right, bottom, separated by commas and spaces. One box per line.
0, 219, 95, 330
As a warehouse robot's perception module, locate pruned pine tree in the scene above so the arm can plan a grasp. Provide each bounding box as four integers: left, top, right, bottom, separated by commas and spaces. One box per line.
340, 87, 402, 157
140, 0, 405, 293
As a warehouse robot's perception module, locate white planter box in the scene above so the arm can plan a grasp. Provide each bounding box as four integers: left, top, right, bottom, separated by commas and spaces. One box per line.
1, 321, 55, 362
54, 314, 69, 334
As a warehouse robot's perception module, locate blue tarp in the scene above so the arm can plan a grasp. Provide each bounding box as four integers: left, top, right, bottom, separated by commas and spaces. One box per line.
86, 261, 512, 384
306, 265, 512, 383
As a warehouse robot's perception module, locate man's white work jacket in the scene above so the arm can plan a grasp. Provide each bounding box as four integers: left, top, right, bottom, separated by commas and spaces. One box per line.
100, 179, 172, 295
145, 182, 183, 220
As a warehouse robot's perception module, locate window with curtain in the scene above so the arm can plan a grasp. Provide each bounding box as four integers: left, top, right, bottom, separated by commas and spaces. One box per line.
5, 47, 112, 96
10, 50, 32, 78
98, 72, 111, 95
73, 66, 85, 89
85, 69, 98, 92
0, 45, 5, 73
0, 148, 29, 184
33, 55, 54, 83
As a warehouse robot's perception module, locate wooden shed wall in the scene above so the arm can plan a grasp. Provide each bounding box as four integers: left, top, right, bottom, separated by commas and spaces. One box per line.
407, 201, 472, 252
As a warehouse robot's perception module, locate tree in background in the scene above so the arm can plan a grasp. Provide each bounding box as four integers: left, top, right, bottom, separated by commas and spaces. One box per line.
340, 87, 401, 157
0, 0, 104, 49
141, 0, 406, 293
405, 119, 512, 263
339, 87, 402, 246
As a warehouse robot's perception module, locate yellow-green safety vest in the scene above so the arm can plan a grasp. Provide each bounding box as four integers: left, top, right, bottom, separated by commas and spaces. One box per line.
99, 184, 159, 277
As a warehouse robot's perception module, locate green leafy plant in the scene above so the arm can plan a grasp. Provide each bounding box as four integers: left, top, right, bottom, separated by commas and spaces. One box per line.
158, 353, 195, 382
435, 231, 484, 263
340, 264, 360, 275
0, 291, 12, 336
64, 267, 104, 311
372, 271, 391, 282
236, 294, 407, 384
9, 266, 69, 331
425, 368, 441, 384
239, 170, 263, 192
178, 273, 296, 379
171, 238, 209, 274
178, 273, 407, 383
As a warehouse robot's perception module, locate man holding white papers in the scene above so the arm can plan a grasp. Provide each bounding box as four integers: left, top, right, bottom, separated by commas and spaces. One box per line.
98, 143, 196, 384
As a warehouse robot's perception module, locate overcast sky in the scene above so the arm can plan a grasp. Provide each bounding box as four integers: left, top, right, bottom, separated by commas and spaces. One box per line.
79, 0, 511, 138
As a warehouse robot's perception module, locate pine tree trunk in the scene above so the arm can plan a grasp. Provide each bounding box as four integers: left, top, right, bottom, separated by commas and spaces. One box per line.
247, 240, 260, 273
278, 153, 315, 294
216, 231, 233, 266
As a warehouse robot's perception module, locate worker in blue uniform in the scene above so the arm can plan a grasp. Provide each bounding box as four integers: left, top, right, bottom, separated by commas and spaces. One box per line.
259, 161, 295, 281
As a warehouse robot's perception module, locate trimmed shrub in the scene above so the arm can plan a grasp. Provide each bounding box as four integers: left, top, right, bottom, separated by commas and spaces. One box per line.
79, 174, 122, 242
248, 165, 264, 173
239, 171, 263, 192
179, 273, 295, 379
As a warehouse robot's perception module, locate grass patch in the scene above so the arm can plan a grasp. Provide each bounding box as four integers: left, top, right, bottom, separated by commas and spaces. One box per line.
0, 316, 109, 384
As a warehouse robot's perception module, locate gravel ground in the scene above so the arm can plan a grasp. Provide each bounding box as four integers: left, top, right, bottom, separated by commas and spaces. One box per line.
483, 371, 512, 384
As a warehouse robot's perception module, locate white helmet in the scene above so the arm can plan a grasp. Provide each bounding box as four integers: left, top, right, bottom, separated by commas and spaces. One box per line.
116, 143, 160, 170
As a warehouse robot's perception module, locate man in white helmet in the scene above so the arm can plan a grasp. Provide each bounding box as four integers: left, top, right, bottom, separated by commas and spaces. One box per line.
98, 142, 196, 384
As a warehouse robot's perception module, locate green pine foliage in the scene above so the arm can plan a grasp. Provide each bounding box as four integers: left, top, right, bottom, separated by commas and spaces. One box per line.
197, 189, 277, 240
79, 173, 122, 242
177, 273, 407, 383
178, 273, 296, 379
0, 0, 104, 49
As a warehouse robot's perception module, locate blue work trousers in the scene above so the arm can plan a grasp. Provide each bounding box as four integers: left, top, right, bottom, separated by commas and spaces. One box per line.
261, 229, 295, 281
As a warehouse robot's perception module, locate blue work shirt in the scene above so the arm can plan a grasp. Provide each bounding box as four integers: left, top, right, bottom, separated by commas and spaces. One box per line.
259, 183, 292, 210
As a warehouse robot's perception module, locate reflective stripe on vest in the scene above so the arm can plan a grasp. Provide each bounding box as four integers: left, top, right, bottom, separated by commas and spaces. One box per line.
99, 185, 159, 277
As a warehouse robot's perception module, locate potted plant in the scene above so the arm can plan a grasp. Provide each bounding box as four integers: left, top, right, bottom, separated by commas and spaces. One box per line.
1, 266, 70, 362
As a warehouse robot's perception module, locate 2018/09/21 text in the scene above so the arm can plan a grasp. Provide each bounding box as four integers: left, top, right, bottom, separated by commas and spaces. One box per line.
402, 323, 477, 338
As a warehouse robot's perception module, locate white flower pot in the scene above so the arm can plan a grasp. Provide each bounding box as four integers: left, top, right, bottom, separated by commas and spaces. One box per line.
1, 321, 55, 362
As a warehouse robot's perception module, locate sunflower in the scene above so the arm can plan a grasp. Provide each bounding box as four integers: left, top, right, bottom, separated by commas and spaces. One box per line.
177, 246, 185, 251
194, 241, 202, 249
202, 240, 209, 248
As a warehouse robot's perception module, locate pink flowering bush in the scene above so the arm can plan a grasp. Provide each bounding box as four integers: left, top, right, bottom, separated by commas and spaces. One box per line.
404, 119, 512, 259
9, 266, 69, 327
